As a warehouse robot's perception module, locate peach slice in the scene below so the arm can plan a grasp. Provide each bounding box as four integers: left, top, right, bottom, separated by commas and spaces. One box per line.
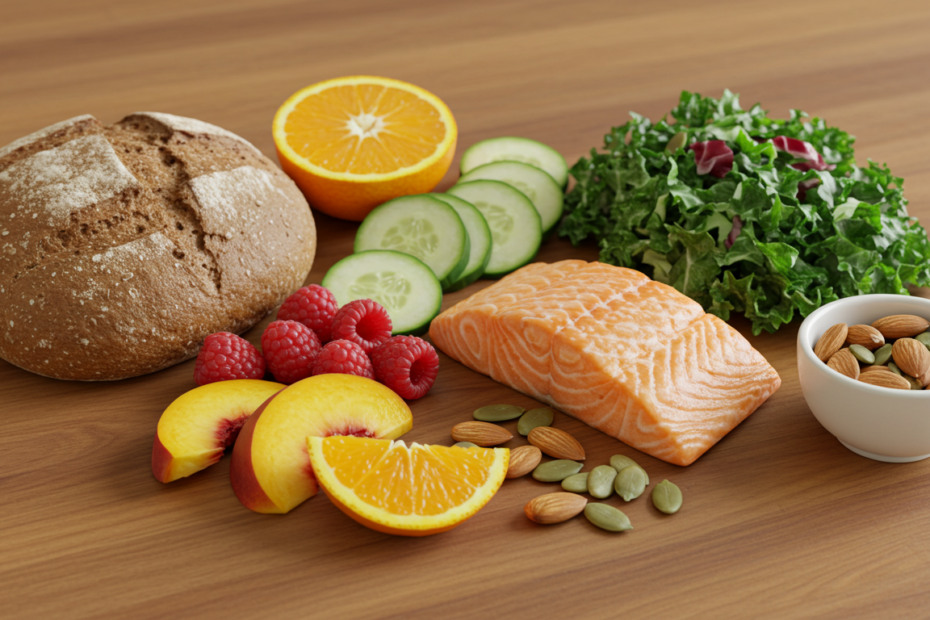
229, 373, 413, 514
152, 379, 285, 483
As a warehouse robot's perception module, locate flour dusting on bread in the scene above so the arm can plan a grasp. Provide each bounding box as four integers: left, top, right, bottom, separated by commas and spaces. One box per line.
134, 111, 261, 155
190, 166, 289, 239
0, 115, 96, 160
0, 135, 139, 224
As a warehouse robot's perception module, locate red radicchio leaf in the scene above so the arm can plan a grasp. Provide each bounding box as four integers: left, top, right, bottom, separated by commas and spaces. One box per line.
797, 178, 821, 202
770, 136, 836, 172
689, 140, 733, 178
725, 216, 743, 249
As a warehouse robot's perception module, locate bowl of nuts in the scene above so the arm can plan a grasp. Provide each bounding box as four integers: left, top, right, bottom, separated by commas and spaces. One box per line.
798, 294, 930, 463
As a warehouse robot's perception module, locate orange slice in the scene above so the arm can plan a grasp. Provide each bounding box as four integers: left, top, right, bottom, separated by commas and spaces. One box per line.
273, 76, 457, 221
307, 436, 508, 536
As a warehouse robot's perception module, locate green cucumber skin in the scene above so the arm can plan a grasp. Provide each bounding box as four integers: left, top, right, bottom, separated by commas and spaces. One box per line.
460, 137, 569, 188
457, 160, 564, 236
321, 249, 442, 336
446, 180, 541, 278
354, 194, 468, 289
428, 193, 492, 291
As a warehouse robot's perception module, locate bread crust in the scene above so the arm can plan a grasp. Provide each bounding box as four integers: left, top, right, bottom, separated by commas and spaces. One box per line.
0, 112, 316, 381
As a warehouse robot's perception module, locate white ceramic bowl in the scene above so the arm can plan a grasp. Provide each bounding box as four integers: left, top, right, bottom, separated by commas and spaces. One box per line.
798, 294, 930, 463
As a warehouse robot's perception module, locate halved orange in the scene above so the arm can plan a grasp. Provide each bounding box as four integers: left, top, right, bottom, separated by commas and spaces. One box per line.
273, 76, 457, 221
307, 436, 509, 536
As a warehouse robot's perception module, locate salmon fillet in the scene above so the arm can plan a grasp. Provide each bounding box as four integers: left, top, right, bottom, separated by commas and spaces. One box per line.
429, 260, 781, 466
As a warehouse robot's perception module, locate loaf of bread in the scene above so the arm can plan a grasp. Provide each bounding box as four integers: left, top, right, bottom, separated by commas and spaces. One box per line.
0, 112, 316, 381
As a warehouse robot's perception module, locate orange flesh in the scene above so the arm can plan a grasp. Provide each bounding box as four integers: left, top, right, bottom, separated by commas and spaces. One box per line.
322, 440, 497, 515
283, 84, 448, 174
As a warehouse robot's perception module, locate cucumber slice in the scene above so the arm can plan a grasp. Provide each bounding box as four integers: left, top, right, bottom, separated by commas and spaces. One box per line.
354, 194, 469, 290
428, 193, 492, 291
460, 137, 569, 187
457, 161, 564, 235
322, 250, 442, 336
446, 180, 541, 278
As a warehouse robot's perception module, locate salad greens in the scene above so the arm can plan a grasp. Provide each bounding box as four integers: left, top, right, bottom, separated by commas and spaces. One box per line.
560, 90, 930, 334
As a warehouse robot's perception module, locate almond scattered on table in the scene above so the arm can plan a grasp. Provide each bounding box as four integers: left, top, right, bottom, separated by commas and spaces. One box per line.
506, 445, 542, 479
524, 492, 588, 524
528, 426, 586, 461
451, 421, 513, 446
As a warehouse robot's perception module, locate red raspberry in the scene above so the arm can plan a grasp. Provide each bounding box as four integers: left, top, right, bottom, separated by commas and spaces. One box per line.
330, 299, 392, 354
311, 339, 375, 379
277, 284, 339, 342
261, 320, 322, 384
194, 332, 266, 386
370, 336, 439, 400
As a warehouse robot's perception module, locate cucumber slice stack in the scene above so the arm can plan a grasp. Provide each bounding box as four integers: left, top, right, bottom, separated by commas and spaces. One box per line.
460, 136, 569, 188
447, 180, 541, 278
428, 193, 492, 292
354, 194, 469, 290
458, 160, 564, 235
322, 250, 442, 336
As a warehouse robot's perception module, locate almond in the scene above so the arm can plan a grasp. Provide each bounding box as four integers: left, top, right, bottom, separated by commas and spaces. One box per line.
450, 421, 513, 447
892, 338, 930, 379
524, 492, 587, 524
860, 364, 892, 374
827, 348, 859, 380
872, 314, 930, 340
814, 323, 847, 362
858, 371, 911, 390
506, 445, 542, 479
528, 426, 586, 461
845, 324, 884, 350
919, 367, 930, 388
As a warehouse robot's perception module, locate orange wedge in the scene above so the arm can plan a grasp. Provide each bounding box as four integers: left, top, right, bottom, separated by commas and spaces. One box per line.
273, 76, 457, 221
307, 436, 508, 536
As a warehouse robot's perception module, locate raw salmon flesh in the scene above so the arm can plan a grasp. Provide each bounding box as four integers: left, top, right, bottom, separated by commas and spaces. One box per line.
429, 260, 781, 466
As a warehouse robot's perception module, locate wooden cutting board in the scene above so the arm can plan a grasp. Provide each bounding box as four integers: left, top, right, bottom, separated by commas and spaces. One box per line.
3, 1, 930, 618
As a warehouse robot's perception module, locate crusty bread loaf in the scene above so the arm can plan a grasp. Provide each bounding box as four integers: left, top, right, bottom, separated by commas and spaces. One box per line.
0, 112, 316, 381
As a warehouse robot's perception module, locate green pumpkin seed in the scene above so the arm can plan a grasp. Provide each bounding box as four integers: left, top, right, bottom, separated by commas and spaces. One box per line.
532, 459, 583, 482
666, 131, 687, 152
561, 472, 589, 493
614, 465, 648, 501
587, 465, 617, 499
610, 455, 648, 485
517, 407, 555, 436
453, 442, 478, 449
916, 333, 930, 349
583, 503, 633, 532
473, 404, 525, 422
872, 343, 893, 366
849, 344, 875, 364
651, 479, 683, 514
888, 362, 903, 376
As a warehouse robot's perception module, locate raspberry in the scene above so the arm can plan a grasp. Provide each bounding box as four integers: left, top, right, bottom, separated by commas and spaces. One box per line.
277, 284, 339, 342
261, 320, 322, 384
311, 339, 375, 379
194, 332, 266, 386
330, 299, 393, 354
370, 336, 439, 400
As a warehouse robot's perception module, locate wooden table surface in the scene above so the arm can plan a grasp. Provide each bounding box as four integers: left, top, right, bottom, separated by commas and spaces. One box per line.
4, 1, 930, 618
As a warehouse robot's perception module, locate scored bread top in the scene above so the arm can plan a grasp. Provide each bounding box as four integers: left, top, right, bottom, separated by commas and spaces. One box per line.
0, 112, 316, 381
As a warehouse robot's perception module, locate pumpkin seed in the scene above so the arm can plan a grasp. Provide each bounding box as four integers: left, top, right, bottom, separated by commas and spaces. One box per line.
917, 332, 930, 349
473, 404, 525, 422
651, 479, 683, 514
849, 344, 875, 364
532, 459, 583, 482
888, 362, 903, 376
610, 455, 648, 485
614, 465, 648, 501
453, 442, 478, 449
872, 343, 893, 366
666, 131, 687, 152
517, 407, 555, 436
561, 472, 589, 493
587, 465, 617, 499
583, 503, 633, 532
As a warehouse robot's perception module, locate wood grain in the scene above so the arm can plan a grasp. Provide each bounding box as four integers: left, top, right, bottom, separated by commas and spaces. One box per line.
3, 1, 930, 618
